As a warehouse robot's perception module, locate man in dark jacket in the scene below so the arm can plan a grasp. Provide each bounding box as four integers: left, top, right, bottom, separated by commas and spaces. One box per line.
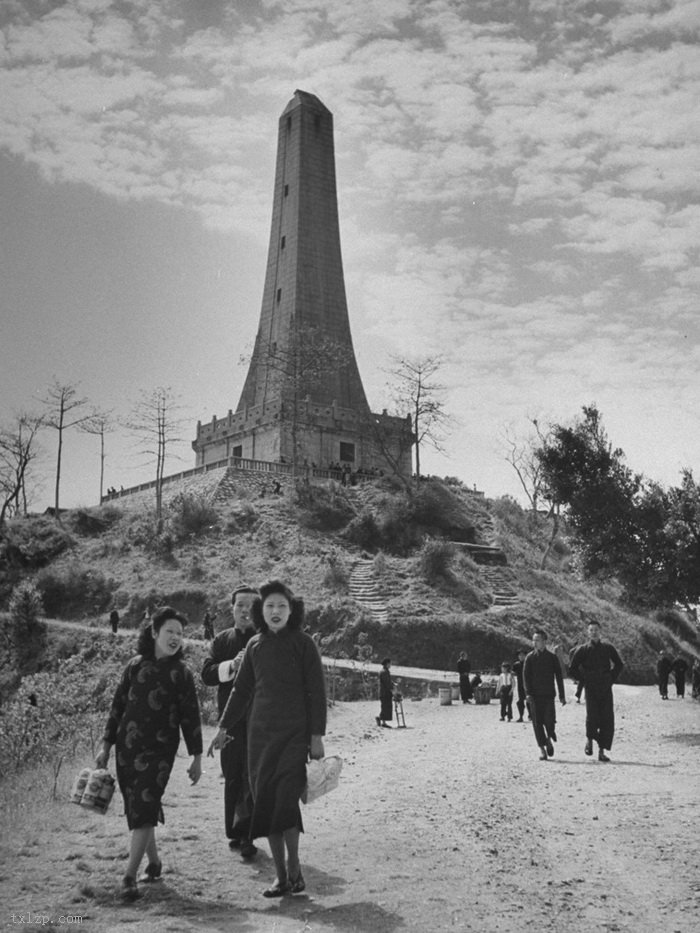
569, 622, 623, 762
671, 656, 688, 698
523, 630, 566, 761
656, 651, 673, 700
201, 584, 258, 855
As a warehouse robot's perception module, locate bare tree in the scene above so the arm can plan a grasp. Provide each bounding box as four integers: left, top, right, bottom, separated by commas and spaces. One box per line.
41, 379, 95, 521
502, 417, 553, 513
126, 387, 185, 525
502, 416, 561, 568
80, 411, 115, 503
0, 413, 43, 527
385, 354, 450, 481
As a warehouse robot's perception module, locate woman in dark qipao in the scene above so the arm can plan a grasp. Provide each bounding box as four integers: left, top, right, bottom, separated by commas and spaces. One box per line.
96, 607, 202, 900
209, 580, 327, 898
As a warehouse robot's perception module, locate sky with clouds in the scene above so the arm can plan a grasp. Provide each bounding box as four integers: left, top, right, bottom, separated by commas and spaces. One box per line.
1, 0, 698, 509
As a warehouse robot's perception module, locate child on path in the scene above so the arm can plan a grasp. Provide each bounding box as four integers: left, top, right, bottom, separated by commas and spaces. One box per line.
208, 580, 327, 898
496, 662, 516, 722
96, 607, 202, 900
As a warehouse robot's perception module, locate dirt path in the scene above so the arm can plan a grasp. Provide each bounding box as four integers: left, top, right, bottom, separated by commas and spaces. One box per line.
1, 685, 698, 933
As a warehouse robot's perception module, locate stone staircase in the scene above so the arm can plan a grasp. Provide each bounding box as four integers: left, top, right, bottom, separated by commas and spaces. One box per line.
452, 512, 519, 610
349, 559, 390, 623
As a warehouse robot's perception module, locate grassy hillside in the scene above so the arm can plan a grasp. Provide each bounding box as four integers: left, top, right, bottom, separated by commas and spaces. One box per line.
1, 475, 699, 690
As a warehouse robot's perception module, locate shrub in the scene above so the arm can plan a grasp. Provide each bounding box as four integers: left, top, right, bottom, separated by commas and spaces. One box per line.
322, 550, 349, 592
168, 493, 219, 541
416, 537, 456, 583
224, 502, 259, 534
8, 582, 47, 675
36, 564, 117, 619
1, 517, 74, 569
344, 510, 382, 551
67, 506, 122, 537
295, 483, 354, 531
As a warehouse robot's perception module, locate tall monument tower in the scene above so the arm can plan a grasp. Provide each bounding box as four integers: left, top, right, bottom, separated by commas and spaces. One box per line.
193, 90, 412, 475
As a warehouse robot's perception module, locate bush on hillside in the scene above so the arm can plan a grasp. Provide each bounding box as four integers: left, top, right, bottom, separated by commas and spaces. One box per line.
344, 509, 382, 551
36, 564, 117, 619
294, 482, 355, 531
322, 550, 349, 593
224, 502, 259, 533
7, 582, 47, 678
168, 492, 220, 541
654, 608, 700, 646
416, 537, 456, 583
0, 517, 74, 569
67, 505, 122, 537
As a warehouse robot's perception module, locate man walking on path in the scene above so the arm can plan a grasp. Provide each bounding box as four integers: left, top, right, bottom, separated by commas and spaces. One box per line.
569, 621, 624, 763
523, 631, 566, 761
656, 651, 672, 700
201, 584, 259, 857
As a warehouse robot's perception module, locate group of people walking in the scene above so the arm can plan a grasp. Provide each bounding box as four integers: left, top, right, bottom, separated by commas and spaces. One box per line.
656, 650, 692, 700
97, 579, 326, 902
458, 623, 624, 763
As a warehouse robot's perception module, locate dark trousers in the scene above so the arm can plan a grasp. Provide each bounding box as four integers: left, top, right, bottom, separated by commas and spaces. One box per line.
658, 675, 669, 698
674, 674, 685, 698
499, 687, 513, 720
516, 692, 526, 720
221, 726, 252, 840
459, 675, 473, 702
528, 695, 556, 747
585, 687, 615, 750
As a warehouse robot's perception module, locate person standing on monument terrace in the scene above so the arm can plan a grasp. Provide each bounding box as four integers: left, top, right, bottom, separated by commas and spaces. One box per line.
569, 622, 624, 762
208, 580, 327, 898
201, 585, 259, 857
523, 630, 566, 761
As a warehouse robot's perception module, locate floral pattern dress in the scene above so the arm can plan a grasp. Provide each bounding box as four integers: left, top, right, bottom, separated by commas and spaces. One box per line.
104, 653, 202, 829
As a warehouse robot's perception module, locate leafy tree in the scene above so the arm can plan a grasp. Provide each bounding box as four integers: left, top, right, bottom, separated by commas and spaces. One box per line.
385, 354, 450, 482
536, 405, 641, 580
126, 386, 185, 525
42, 379, 95, 521
0, 412, 43, 527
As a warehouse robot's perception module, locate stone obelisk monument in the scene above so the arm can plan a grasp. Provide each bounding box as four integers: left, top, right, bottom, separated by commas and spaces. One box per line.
193, 90, 412, 475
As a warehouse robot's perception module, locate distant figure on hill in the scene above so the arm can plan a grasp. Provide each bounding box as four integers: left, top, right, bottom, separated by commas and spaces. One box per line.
569, 622, 623, 763
656, 651, 673, 700
109, 609, 119, 634
203, 610, 216, 641
671, 656, 688, 698
376, 658, 394, 728
523, 630, 566, 761
457, 651, 473, 703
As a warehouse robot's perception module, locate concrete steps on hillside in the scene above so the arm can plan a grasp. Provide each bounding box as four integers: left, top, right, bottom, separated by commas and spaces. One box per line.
349, 559, 390, 624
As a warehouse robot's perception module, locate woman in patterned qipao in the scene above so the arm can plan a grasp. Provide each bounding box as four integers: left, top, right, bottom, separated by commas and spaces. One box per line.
96, 607, 202, 900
